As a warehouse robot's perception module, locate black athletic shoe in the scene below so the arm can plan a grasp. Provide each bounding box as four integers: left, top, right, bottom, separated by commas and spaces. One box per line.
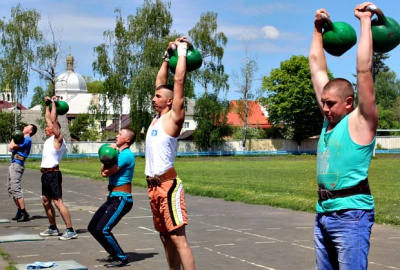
12, 212, 21, 221
96, 255, 115, 263
17, 213, 30, 222
105, 260, 129, 268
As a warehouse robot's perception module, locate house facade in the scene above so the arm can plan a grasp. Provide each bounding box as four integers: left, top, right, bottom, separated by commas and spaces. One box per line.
227, 100, 271, 129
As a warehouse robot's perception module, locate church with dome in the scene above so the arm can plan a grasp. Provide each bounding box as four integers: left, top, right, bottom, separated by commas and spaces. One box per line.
26, 54, 131, 143
55, 54, 88, 101
19, 53, 196, 144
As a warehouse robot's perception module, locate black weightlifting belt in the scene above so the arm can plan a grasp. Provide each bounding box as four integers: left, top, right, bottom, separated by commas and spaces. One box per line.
317, 179, 371, 201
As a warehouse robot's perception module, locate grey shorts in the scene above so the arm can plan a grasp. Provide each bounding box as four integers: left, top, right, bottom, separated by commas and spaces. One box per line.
8, 162, 25, 198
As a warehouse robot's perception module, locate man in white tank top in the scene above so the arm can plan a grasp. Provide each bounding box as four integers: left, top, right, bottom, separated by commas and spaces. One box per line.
145, 37, 195, 270
39, 96, 77, 241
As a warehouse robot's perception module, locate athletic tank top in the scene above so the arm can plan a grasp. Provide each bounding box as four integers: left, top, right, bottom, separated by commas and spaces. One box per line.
40, 135, 67, 168
145, 114, 178, 177
316, 115, 375, 213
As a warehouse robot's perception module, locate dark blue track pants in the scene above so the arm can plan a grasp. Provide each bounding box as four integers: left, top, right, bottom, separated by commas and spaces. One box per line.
88, 196, 133, 261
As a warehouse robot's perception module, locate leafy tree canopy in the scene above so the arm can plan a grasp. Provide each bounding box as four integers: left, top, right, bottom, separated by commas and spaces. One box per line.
193, 93, 231, 150
261, 55, 325, 146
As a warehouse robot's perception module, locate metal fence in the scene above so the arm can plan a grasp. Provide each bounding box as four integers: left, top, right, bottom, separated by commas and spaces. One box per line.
0, 137, 399, 159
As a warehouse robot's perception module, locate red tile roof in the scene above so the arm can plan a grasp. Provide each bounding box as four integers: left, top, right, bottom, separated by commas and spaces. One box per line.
0, 101, 27, 110
227, 100, 272, 129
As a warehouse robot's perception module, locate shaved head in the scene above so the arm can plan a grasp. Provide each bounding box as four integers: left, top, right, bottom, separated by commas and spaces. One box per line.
323, 78, 354, 99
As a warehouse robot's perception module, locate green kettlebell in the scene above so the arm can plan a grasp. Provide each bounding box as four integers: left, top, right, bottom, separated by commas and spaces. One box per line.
49, 100, 69, 116
321, 13, 357, 57
168, 45, 203, 73
11, 130, 24, 144
367, 5, 400, 53
98, 143, 118, 165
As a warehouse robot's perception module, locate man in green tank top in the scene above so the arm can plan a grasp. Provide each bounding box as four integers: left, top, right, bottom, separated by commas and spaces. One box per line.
309, 3, 378, 269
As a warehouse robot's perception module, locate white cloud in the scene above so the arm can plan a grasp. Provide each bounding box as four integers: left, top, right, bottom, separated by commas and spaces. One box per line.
219, 24, 263, 40
261, 26, 280, 40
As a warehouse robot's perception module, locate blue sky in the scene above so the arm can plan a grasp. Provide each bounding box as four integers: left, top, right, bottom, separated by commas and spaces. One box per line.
1, 0, 400, 107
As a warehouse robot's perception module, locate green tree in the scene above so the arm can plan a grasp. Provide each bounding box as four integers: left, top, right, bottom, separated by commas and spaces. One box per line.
29, 86, 45, 108
126, 0, 184, 140
193, 93, 231, 150
0, 4, 42, 128
374, 70, 400, 109
188, 11, 229, 95
93, 8, 131, 133
262, 55, 323, 147
373, 53, 390, 82
83, 76, 105, 93
0, 111, 26, 143
69, 113, 100, 141
377, 104, 400, 131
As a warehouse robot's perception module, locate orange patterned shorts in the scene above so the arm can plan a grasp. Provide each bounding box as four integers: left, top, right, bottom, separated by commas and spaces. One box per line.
148, 177, 188, 232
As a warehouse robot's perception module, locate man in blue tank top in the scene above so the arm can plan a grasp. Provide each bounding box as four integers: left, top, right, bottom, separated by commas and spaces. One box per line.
309, 3, 378, 269
89, 128, 136, 268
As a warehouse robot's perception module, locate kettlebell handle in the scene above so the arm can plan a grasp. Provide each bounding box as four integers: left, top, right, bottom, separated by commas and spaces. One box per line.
320, 13, 329, 21
365, 5, 385, 19
320, 13, 334, 29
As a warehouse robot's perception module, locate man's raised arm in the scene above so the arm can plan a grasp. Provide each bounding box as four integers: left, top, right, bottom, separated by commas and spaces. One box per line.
309, 9, 330, 114
354, 3, 378, 133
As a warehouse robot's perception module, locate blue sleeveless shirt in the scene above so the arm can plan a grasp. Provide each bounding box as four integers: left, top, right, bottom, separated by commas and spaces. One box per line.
316, 115, 375, 213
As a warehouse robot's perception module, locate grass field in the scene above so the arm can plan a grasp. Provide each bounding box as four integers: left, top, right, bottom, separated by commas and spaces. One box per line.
22, 154, 400, 227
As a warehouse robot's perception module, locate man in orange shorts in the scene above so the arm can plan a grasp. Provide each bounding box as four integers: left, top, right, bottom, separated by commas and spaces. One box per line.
145, 36, 195, 270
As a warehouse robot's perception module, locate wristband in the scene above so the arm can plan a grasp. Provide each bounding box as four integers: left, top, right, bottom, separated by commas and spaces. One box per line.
163, 51, 170, 62
177, 43, 187, 57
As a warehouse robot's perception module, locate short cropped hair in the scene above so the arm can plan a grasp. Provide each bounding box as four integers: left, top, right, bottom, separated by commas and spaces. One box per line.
156, 84, 174, 91
123, 128, 136, 146
323, 78, 354, 99
29, 124, 38, 136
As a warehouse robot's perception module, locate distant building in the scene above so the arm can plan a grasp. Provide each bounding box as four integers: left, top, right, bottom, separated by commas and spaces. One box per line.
227, 100, 271, 129
103, 98, 197, 140
0, 84, 27, 111
29, 54, 197, 142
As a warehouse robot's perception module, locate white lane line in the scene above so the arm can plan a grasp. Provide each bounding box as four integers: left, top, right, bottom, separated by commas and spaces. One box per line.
255, 241, 276, 244
137, 206, 150, 211
60, 252, 80, 255
138, 226, 157, 233
17, 254, 39, 258
213, 225, 284, 243
369, 261, 400, 269
291, 242, 314, 250
124, 215, 153, 219
197, 221, 284, 243
204, 247, 276, 270
215, 243, 234, 247
293, 240, 311, 242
